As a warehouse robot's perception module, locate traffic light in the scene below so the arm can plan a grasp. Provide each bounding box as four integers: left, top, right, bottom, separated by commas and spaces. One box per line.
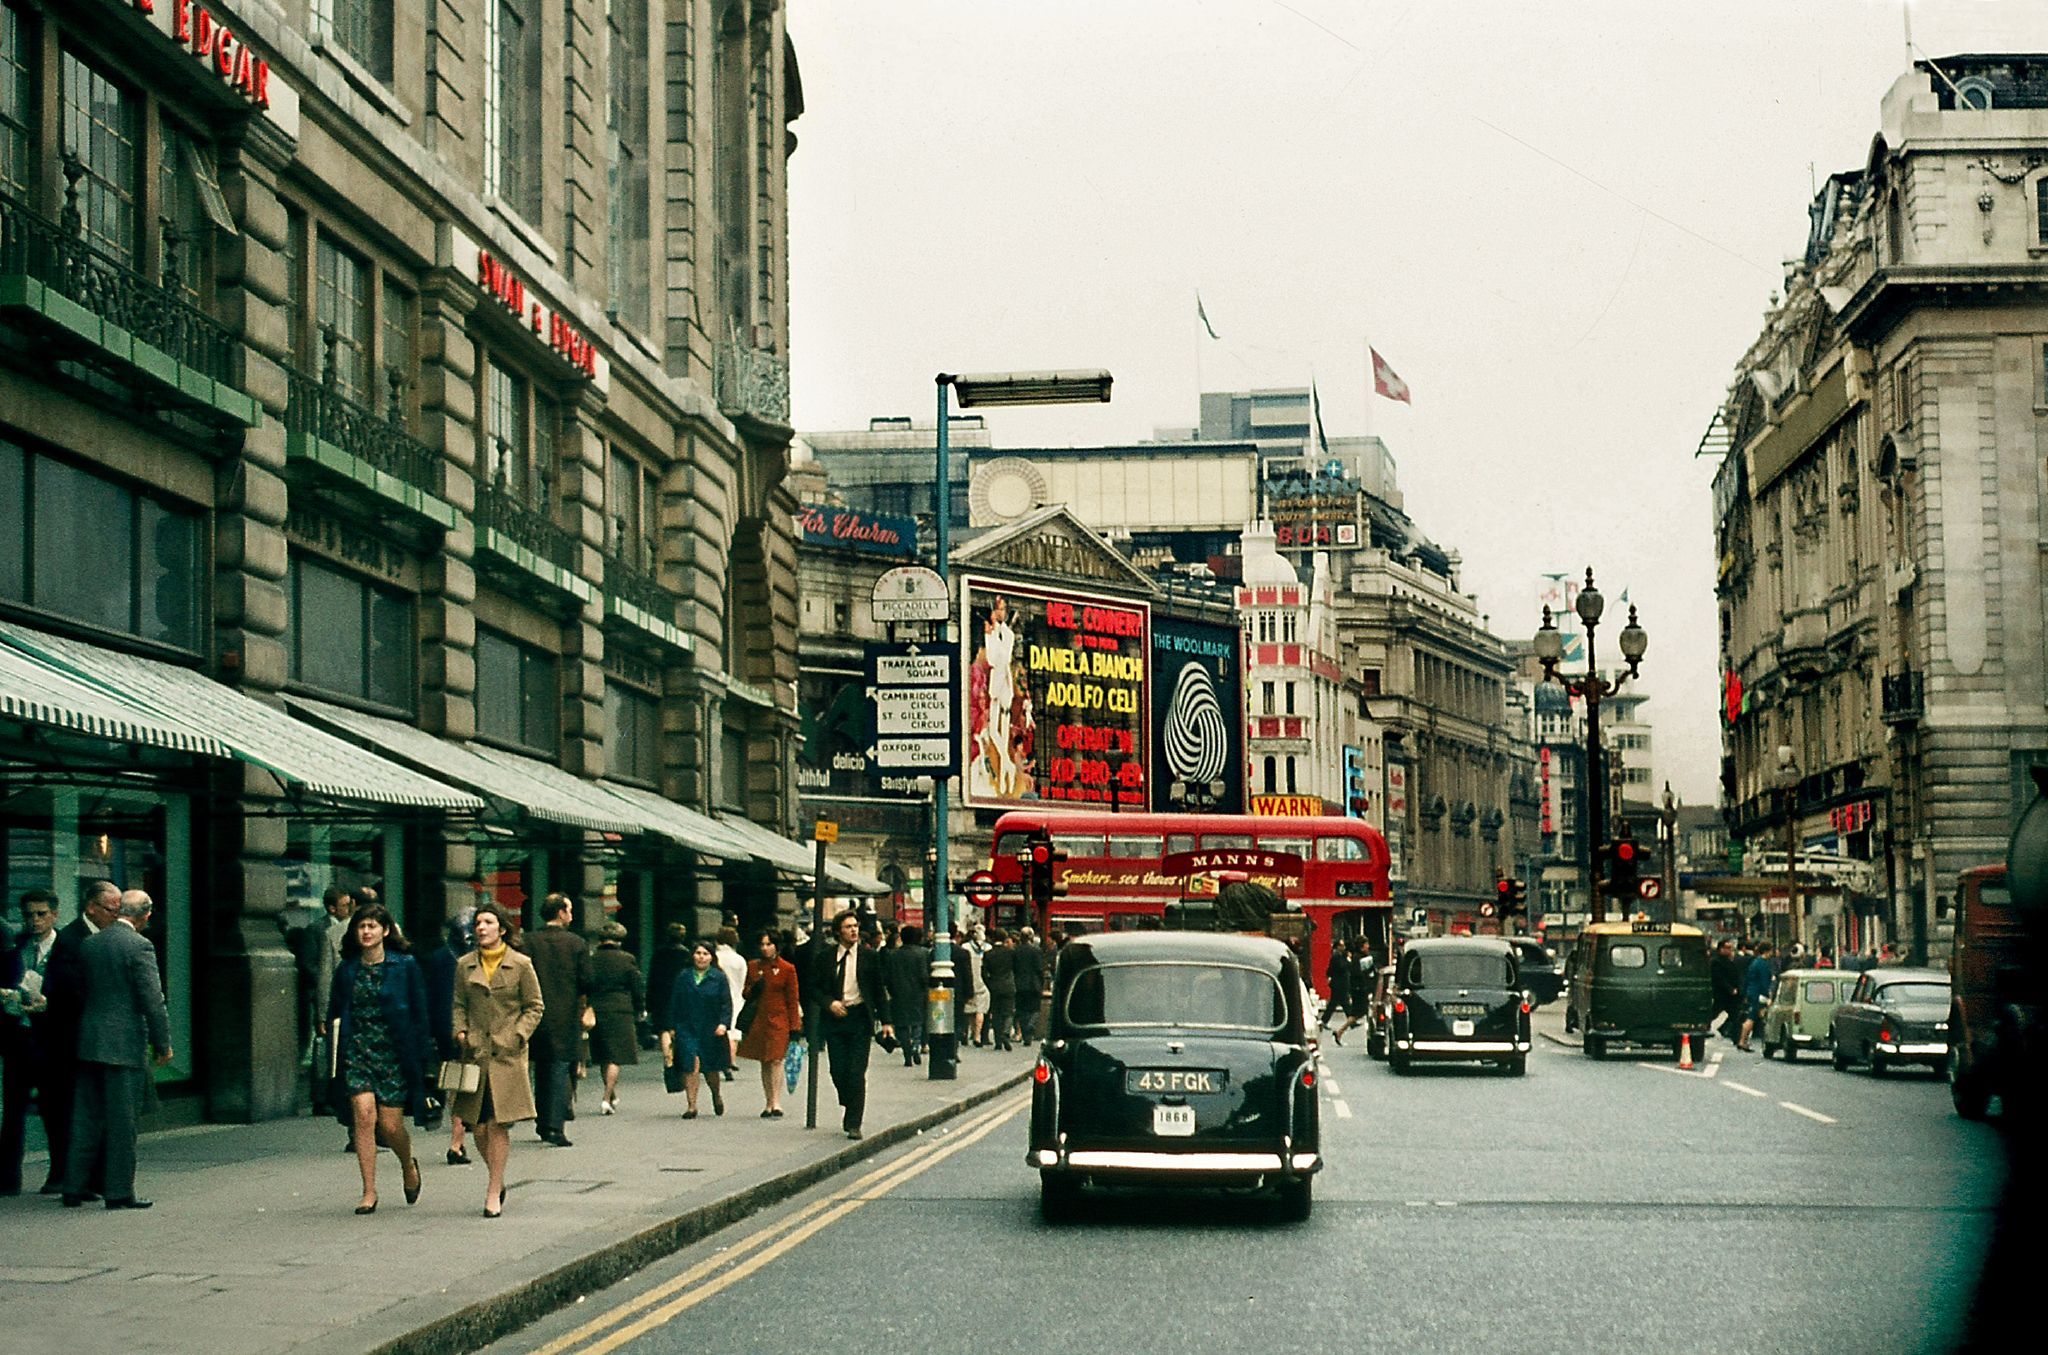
1018, 828, 1068, 912
1607, 837, 1640, 899
1489, 874, 1511, 919
1508, 878, 1528, 913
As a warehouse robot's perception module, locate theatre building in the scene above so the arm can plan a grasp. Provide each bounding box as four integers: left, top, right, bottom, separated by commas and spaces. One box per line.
0, 1, 860, 1121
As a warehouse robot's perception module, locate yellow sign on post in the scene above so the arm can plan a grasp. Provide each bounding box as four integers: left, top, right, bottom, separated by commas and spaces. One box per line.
813, 820, 839, 844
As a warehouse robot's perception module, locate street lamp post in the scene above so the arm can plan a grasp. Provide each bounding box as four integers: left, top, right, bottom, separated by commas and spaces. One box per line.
1660, 782, 1679, 927
1533, 568, 1646, 925
1776, 743, 1801, 951
928, 369, 1111, 1081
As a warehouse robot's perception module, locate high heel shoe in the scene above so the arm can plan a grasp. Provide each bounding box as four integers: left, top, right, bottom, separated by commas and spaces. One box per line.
483, 1200, 502, 1219
403, 1158, 422, 1205
710, 1083, 725, 1116
355, 1199, 377, 1216
447, 1148, 469, 1165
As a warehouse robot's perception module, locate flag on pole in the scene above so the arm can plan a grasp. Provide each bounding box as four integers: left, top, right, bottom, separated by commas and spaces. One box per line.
1370, 347, 1411, 404
1196, 292, 1221, 340
1310, 379, 1330, 455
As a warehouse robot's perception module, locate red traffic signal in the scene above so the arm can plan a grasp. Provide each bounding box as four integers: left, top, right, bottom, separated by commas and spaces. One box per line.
1615, 841, 1637, 863
1496, 877, 1513, 898
1030, 843, 1052, 867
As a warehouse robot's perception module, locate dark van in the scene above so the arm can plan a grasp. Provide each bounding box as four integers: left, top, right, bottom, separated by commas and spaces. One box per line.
1564, 921, 1712, 1061
1026, 932, 1321, 1221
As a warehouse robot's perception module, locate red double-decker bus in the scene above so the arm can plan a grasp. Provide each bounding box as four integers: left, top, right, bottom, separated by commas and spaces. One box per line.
985, 810, 1392, 997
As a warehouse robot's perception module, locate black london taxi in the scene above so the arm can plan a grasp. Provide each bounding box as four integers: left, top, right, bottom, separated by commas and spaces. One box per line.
1026, 932, 1321, 1221
1381, 937, 1531, 1075
1829, 967, 1952, 1075
1563, 921, 1713, 1061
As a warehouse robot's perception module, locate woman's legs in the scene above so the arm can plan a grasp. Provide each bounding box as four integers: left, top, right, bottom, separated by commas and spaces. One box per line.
350, 1093, 380, 1207
449, 1111, 468, 1160
684, 1060, 701, 1115
602, 1062, 621, 1109
377, 1106, 415, 1198
479, 1122, 510, 1211
758, 1057, 780, 1113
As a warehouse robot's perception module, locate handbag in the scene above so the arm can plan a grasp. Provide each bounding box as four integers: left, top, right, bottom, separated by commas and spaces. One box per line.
436, 1060, 481, 1094
784, 1038, 805, 1094
662, 1043, 686, 1095
735, 996, 760, 1035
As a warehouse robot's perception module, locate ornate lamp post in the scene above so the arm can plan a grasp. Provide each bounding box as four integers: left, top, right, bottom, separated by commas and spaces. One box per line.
1533, 568, 1646, 924
1776, 742, 1801, 950
1660, 782, 1680, 926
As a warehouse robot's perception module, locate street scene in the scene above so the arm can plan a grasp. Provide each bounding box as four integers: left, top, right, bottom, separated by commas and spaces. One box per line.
1, 2, 2044, 1353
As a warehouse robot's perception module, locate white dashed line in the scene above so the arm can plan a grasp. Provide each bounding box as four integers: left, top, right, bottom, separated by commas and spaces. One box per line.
1323, 1078, 1344, 1096
1721, 1080, 1768, 1098
1779, 1101, 1837, 1124
1332, 1100, 1354, 1119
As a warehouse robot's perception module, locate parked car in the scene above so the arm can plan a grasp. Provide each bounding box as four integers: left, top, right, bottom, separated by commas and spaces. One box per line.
1563, 922, 1712, 1061
1381, 937, 1530, 1076
1027, 932, 1321, 1221
1830, 968, 1951, 1074
1364, 963, 1397, 1059
1504, 936, 1564, 1006
1760, 968, 1851, 1062
1942, 862, 2048, 1118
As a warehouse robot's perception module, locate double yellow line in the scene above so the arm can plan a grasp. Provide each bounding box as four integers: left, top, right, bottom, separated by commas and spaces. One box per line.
531, 1094, 1030, 1355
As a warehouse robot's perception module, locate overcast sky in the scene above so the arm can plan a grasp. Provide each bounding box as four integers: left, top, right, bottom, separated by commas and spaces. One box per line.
784, 0, 2041, 804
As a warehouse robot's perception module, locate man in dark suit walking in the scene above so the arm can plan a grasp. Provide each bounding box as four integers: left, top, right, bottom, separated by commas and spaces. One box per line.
1, 890, 61, 1194
881, 925, 931, 1067
522, 893, 588, 1147
63, 889, 172, 1210
813, 910, 893, 1139
39, 880, 121, 1197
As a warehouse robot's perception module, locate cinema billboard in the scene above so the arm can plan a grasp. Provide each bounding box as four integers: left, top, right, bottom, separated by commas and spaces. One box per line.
960, 578, 1150, 811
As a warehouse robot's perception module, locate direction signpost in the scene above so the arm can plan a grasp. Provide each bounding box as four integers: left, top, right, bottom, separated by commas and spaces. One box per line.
865, 641, 960, 779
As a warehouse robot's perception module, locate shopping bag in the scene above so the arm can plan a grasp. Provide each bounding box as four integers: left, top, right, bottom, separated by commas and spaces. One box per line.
784, 1038, 805, 1094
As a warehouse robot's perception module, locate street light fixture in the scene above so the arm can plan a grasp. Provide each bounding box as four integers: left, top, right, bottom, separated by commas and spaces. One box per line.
1776, 741, 1801, 950
926, 368, 1113, 1083
1659, 782, 1679, 927
1533, 567, 1647, 925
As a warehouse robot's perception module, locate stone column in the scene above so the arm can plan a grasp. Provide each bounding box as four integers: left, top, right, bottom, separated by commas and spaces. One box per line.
558, 386, 610, 914
205, 118, 299, 1122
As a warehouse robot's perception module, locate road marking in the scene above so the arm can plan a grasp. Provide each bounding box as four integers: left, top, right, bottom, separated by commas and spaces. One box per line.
1721, 1080, 1767, 1098
1332, 1099, 1353, 1119
1700, 1059, 1720, 1079
1322, 1078, 1343, 1096
1779, 1101, 1837, 1124
532, 1097, 1027, 1355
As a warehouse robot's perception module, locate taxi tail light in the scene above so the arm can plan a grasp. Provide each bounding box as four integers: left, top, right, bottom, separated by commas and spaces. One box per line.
1392, 1000, 1406, 1015
1032, 1060, 1051, 1085
1299, 1067, 1316, 1090
1520, 1001, 1532, 1015
1879, 1028, 1892, 1044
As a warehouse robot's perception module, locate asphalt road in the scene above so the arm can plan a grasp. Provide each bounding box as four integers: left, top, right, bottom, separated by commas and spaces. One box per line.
493, 1026, 2004, 1355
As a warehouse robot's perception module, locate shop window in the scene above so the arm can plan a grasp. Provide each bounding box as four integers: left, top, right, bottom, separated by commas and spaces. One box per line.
285, 554, 415, 713
60, 49, 138, 265
476, 626, 558, 755
605, 681, 661, 785
0, 3, 30, 199
485, 0, 542, 223
5, 443, 199, 650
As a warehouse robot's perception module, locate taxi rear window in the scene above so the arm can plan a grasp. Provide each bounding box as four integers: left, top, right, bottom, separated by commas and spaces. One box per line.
1064, 961, 1285, 1033
1606, 944, 1648, 970
1401, 952, 1514, 988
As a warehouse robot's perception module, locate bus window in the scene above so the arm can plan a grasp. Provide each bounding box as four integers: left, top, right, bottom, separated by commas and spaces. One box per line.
1166, 834, 1196, 855
1201, 833, 1254, 850
1259, 837, 1311, 858
1317, 836, 1366, 861
1053, 834, 1105, 859
1107, 835, 1164, 860
994, 832, 1026, 858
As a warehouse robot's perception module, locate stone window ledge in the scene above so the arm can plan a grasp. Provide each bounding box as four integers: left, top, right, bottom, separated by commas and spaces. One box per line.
311, 35, 415, 128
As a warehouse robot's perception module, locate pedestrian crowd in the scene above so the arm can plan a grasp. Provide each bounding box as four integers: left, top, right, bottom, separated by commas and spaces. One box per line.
2, 883, 1054, 1217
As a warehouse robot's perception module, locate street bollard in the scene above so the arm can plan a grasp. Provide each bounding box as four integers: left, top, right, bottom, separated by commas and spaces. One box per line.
926, 957, 958, 1080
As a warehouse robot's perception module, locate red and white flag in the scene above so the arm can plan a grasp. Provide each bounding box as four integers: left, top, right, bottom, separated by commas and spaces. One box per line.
1370, 347, 1411, 404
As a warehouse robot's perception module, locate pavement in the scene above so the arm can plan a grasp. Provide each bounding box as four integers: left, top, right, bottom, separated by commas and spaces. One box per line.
0, 1038, 1033, 1355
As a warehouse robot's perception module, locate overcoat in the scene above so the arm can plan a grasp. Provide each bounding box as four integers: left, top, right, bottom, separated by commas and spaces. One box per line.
664, 966, 732, 1075
521, 926, 588, 1063
734, 957, 801, 1063
450, 949, 545, 1125
882, 943, 931, 1030
587, 943, 645, 1066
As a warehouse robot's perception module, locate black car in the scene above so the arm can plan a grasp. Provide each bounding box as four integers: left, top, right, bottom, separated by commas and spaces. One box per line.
1383, 937, 1531, 1075
1503, 937, 1564, 1006
1829, 968, 1952, 1075
1027, 932, 1321, 1221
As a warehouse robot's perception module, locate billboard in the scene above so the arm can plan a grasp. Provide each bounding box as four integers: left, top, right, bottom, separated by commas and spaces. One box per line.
1262, 460, 1364, 550
795, 503, 917, 558
1151, 615, 1244, 815
962, 578, 1150, 810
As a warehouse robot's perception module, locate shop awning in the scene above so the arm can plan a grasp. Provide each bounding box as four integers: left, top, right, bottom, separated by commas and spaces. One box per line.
0, 623, 481, 810
599, 781, 756, 859
0, 636, 229, 758
713, 812, 889, 894
292, 699, 623, 833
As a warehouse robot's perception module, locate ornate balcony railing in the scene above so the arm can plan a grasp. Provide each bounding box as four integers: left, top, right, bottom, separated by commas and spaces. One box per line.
603, 548, 679, 627
475, 477, 578, 574
1880, 670, 1924, 726
715, 340, 791, 427
0, 190, 237, 387
285, 366, 442, 499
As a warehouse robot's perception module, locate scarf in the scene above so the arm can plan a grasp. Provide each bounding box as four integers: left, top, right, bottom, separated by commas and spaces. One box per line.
478, 942, 508, 984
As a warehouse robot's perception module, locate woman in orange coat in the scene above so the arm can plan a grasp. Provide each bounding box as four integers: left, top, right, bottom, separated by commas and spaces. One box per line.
733, 931, 802, 1118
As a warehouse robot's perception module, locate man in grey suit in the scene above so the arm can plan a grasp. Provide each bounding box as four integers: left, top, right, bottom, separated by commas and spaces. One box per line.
63, 890, 172, 1210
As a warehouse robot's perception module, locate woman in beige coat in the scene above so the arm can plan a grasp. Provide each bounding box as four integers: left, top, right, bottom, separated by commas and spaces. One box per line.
450, 902, 544, 1218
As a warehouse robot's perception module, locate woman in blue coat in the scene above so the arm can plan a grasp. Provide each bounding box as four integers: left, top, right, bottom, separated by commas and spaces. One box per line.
662, 940, 731, 1118
326, 904, 433, 1213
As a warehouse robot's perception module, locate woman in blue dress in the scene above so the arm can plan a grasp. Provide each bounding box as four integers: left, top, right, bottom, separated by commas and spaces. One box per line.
661, 941, 731, 1118
327, 904, 432, 1214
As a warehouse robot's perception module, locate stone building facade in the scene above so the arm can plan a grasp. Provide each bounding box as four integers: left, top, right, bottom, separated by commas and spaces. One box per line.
1712, 55, 2048, 959
0, 0, 806, 1119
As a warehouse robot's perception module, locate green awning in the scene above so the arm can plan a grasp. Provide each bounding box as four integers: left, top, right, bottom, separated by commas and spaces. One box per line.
0, 635, 229, 757
713, 812, 889, 894
599, 781, 756, 858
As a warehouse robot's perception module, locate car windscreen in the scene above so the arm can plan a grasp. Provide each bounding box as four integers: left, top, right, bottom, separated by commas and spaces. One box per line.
1874, 982, 1948, 1015
1403, 951, 1515, 988
1063, 961, 1286, 1033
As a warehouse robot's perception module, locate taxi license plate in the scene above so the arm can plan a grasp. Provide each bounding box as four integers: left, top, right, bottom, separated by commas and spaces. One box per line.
1452, 1019, 1475, 1037
1152, 1105, 1196, 1137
